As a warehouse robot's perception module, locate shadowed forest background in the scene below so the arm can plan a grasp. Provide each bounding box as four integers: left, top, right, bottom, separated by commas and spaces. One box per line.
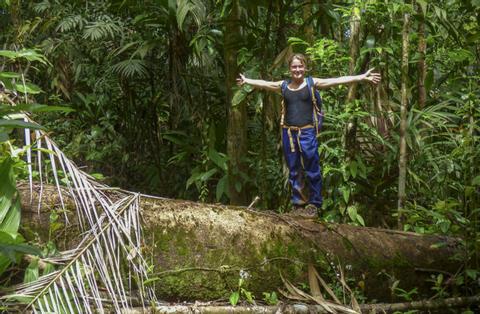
0, 0, 479, 311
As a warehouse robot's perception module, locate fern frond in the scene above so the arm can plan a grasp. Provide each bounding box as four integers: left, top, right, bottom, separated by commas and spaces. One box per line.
83, 16, 123, 41
111, 59, 148, 79
56, 15, 86, 33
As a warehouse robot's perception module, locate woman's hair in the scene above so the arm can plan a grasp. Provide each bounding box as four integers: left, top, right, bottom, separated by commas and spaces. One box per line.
288, 53, 308, 69
288, 53, 308, 71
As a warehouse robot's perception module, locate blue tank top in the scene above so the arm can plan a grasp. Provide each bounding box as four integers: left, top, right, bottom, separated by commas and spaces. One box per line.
284, 85, 313, 127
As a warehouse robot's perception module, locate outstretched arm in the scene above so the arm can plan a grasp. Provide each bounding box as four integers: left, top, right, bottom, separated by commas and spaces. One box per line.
236, 74, 283, 92
314, 68, 381, 89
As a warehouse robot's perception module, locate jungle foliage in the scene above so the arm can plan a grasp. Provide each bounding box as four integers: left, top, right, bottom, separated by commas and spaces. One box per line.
0, 0, 479, 310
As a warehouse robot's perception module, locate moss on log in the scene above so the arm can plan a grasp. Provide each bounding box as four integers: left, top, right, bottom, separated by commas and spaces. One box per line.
19, 183, 461, 302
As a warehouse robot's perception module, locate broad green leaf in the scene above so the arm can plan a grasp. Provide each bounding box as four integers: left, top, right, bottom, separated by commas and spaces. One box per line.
42, 262, 55, 275
0, 50, 17, 59
16, 50, 48, 64
287, 37, 309, 47
208, 148, 227, 171
216, 175, 228, 201
229, 291, 239, 306
347, 206, 357, 221
200, 168, 217, 182
349, 161, 357, 178
0, 119, 44, 130
0, 197, 21, 233
0, 231, 40, 277
472, 176, 480, 186
466, 269, 478, 280
24, 258, 39, 283
0, 71, 21, 79
0, 255, 11, 278
231, 88, 247, 107
186, 168, 202, 189
417, 0, 428, 15
342, 188, 350, 204
356, 214, 365, 226
15, 82, 43, 94
0, 158, 16, 224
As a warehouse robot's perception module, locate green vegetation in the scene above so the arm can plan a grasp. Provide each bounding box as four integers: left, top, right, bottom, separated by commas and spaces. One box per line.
0, 0, 478, 312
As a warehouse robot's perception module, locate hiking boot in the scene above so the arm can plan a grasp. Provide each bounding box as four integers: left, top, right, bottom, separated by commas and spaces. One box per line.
303, 204, 319, 218
290, 204, 306, 215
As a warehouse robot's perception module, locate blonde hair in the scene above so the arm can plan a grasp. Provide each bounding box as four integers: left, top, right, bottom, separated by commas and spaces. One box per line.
287, 53, 308, 69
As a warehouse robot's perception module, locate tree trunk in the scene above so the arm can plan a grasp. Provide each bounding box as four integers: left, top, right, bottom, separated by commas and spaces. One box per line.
417, 2, 427, 109
302, 1, 314, 43
123, 295, 480, 314
225, 0, 247, 205
20, 183, 461, 303
345, 7, 361, 158
398, 11, 410, 229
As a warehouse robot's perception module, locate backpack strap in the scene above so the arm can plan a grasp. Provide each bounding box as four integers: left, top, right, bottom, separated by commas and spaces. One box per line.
306, 76, 320, 133
280, 80, 289, 127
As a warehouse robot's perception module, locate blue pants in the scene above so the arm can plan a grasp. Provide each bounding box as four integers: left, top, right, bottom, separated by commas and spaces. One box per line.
282, 127, 323, 207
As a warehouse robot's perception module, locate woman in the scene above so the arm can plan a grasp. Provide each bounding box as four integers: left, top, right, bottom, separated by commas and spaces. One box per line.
237, 54, 380, 217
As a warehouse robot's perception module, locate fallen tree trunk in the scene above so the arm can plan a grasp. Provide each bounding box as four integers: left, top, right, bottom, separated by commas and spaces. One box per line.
122, 295, 480, 314
19, 183, 461, 302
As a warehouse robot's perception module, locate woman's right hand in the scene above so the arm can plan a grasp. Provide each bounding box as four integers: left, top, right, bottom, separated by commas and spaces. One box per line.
236, 73, 246, 86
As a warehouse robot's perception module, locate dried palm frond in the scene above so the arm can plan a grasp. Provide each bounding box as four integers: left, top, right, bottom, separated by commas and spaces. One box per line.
2, 113, 156, 312
279, 268, 360, 314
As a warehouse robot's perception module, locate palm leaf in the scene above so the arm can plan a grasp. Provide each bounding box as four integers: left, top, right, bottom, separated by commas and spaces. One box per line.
2, 113, 156, 312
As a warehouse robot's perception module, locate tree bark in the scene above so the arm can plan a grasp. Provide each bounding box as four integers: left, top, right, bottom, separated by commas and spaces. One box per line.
302, 1, 314, 43
417, 2, 427, 109
122, 295, 480, 314
20, 183, 461, 302
345, 7, 361, 158
225, 0, 248, 205
397, 11, 410, 229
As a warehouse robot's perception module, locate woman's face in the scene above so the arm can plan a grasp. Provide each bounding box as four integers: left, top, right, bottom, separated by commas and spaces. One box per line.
289, 58, 305, 81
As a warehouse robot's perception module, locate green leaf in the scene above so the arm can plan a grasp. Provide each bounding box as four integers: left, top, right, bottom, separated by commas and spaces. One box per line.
231, 88, 248, 107
287, 37, 309, 47
229, 291, 239, 306
0, 119, 44, 130
16, 49, 48, 64
200, 168, 218, 182
0, 158, 17, 225
241, 288, 254, 304
42, 262, 55, 275
429, 242, 447, 249
235, 181, 242, 193
417, 0, 428, 15
347, 206, 357, 222
14, 82, 43, 94
0, 50, 18, 59
186, 169, 202, 189
208, 148, 227, 171
0, 71, 21, 79
0, 231, 41, 276
472, 176, 480, 186
0, 197, 21, 233
216, 175, 228, 201
349, 161, 358, 178
356, 214, 365, 226
342, 188, 350, 204
466, 269, 478, 280
24, 258, 39, 283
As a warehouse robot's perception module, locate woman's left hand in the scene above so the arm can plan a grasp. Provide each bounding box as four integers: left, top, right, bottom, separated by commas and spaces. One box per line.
363, 68, 381, 85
